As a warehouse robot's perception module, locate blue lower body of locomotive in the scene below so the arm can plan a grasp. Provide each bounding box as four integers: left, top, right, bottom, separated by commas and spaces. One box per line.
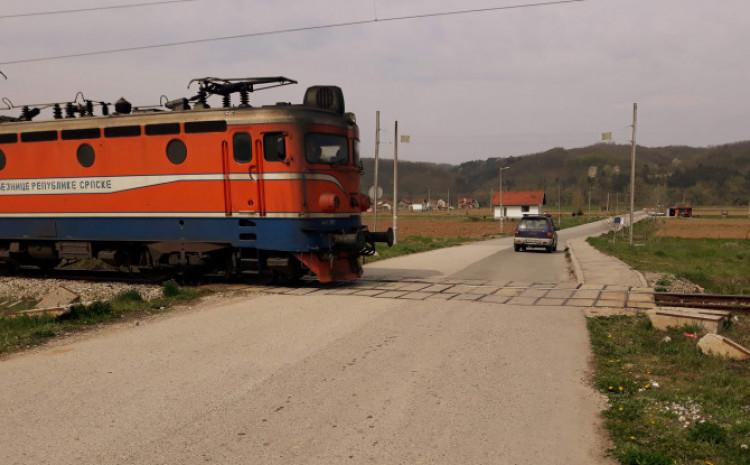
0, 216, 362, 252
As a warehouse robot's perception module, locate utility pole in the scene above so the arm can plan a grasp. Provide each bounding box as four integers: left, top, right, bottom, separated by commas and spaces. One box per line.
557, 178, 562, 226
606, 192, 610, 214
616, 192, 619, 215
392, 121, 399, 245
629, 103, 638, 246
499, 168, 503, 233
373, 110, 381, 231
499, 166, 510, 233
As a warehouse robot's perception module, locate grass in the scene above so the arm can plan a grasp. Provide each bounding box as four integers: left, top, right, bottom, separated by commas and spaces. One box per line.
0, 298, 39, 317
588, 219, 750, 295
588, 314, 750, 465
367, 235, 474, 262
0, 280, 204, 355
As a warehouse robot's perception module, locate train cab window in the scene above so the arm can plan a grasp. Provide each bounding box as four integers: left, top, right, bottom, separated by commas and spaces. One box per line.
353, 139, 361, 166
305, 133, 348, 165
233, 132, 252, 163
166, 139, 187, 164
77, 144, 95, 168
0, 149, 5, 170
263, 133, 286, 162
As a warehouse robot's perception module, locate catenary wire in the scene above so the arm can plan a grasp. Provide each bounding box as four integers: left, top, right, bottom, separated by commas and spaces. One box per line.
0, 0, 198, 20
0, 0, 585, 66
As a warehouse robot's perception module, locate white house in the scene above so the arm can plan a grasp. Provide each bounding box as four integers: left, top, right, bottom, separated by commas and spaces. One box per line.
492, 191, 546, 219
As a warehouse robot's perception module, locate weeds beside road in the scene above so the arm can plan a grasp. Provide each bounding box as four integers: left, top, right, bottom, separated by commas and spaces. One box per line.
0, 281, 203, 355
589, 219, 750, 295
588, 314, 750, 465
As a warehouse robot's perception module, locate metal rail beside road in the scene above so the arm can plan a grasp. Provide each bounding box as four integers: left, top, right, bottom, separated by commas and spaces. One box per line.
655, 293, 750, 312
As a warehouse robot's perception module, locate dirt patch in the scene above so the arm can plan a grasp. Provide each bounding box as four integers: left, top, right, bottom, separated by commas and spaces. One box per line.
364, 218, 505, 239
655, 218, 750, 239
643, 271, 704, 294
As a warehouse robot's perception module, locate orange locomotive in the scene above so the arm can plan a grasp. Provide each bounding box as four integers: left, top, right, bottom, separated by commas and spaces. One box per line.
0, 77, 392, 282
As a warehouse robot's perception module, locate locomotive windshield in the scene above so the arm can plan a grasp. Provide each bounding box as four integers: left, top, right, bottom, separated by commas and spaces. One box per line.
305, 133, 348, 165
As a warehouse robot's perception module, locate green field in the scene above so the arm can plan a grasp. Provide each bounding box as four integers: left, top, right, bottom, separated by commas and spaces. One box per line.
588, 314, 750, 465
588, 220, 750, 295
365, 236, 473, 263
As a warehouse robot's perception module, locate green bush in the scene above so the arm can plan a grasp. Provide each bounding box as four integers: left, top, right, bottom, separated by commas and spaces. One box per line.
162, 280, 182, 298
620, 448, 673, 465
58, 301, 113, 321
688, 421, 727, 445
114, 289, 143, 303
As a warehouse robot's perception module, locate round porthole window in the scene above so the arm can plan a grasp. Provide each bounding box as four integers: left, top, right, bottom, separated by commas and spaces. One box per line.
166, 139, 187, 165
77, 144, 95, 168
0, 149, 5, 170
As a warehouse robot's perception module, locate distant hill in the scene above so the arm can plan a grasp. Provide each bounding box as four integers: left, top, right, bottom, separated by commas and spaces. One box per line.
360, 141, 750, 208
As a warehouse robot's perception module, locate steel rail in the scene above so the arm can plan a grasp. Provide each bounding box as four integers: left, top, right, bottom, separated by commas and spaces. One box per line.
654, 292, 750, 312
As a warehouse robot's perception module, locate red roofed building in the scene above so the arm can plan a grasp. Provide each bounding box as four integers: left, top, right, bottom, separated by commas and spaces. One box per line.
492, 191, 546, 219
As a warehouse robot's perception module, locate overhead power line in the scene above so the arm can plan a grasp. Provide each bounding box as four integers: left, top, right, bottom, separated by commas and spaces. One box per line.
0, 0, 584, 66
0, 0, 197, 20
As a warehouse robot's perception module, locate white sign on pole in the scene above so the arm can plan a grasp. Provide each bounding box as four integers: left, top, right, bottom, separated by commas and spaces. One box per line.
368, 185, 383, 201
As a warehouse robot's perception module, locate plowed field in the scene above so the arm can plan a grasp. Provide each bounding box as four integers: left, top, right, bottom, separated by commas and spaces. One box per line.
364, 217, 503, 239
655, 218, 750, 239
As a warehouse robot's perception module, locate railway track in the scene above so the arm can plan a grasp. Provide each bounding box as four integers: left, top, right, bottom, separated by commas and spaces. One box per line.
655, 292, 750, 312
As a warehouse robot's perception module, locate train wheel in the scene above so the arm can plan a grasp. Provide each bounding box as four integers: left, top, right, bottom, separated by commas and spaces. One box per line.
270, 256, 304, 286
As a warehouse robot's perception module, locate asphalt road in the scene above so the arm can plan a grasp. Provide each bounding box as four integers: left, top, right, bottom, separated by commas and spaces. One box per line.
368, 216, 619, 283
0, 219, 619, 465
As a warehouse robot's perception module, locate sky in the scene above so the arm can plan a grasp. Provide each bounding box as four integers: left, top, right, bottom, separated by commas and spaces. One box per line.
1, 0, 749, 163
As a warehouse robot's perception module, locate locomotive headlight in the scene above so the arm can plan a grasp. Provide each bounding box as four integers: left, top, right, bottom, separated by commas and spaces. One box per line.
319, 193, 341, 212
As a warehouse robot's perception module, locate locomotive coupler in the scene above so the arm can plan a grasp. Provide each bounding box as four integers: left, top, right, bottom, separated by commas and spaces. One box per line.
332, 228, 394, 254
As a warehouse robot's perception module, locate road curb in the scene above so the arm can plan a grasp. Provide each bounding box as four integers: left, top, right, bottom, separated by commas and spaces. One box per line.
634, 269, 649, 288
567, 239, 585, 287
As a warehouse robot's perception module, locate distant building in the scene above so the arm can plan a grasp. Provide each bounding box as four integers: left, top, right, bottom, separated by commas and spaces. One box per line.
492, 191, 546, 219
458, 198, 479, 209
668, 204, 693, 217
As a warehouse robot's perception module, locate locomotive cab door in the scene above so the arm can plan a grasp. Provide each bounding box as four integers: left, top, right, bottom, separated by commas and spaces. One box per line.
226, 130, 262, 216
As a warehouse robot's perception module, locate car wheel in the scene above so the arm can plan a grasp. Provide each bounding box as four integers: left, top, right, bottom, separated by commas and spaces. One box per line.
514, 245, 521, 252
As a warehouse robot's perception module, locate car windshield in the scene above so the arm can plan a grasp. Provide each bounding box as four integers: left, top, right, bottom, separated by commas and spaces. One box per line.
518, 219, 549, 231
305, 133, 349, 165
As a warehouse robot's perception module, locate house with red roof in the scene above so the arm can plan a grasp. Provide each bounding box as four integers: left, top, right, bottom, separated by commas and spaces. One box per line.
491, 190, 546, 219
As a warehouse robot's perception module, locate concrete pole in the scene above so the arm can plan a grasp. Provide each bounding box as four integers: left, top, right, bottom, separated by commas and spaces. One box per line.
606, 192, 610, 214
629, 103, 638, 246
373, 110, 380, 230
499, 167, 504, 234
393, 121, 399, 245
490, 188, 494, 218
557, 179, 562, 226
